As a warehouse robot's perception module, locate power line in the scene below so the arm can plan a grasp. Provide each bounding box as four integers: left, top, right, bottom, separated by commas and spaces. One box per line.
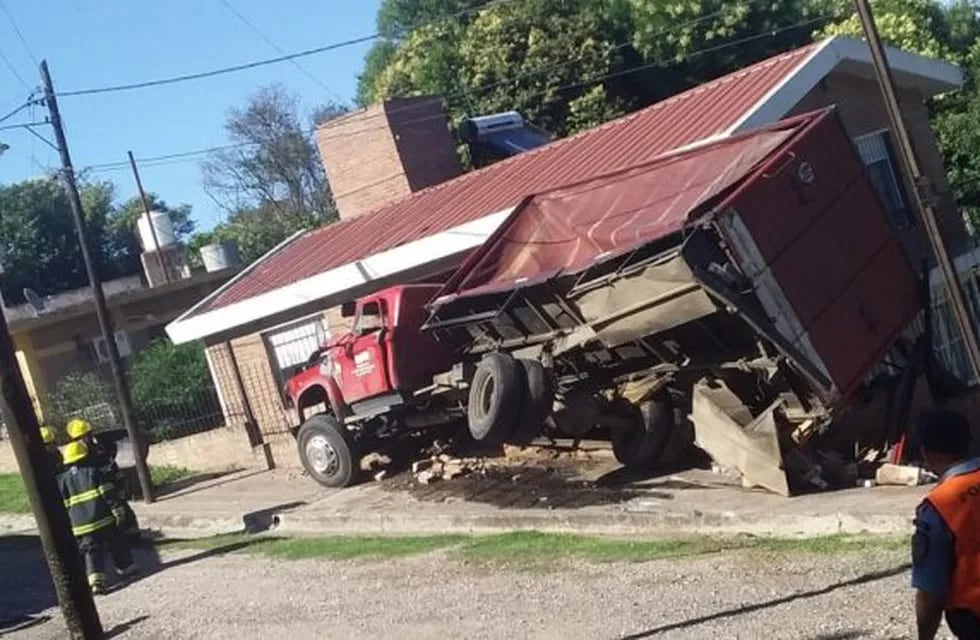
0, 0, 38, 66
80, 6, 746, 171
0, 96, 37, 126
84, 11, 839, 174
56, 0, 519, 98
0, 43, 30, 91
219, 0, 348, 105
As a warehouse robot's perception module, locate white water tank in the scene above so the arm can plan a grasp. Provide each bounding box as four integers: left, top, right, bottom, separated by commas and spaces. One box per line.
199, 241, 242, 272
137, 210, 177, 251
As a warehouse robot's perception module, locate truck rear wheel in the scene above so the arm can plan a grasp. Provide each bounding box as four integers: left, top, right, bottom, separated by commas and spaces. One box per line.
510, 359, 555, 445
297, 414, 358, 488
611, 395, 673, 470
468, 353, 523, 444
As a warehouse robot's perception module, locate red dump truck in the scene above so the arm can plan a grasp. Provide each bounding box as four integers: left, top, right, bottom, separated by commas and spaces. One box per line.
284, 108, 920, 489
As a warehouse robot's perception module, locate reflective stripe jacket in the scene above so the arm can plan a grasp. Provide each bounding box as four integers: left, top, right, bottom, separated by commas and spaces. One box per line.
925, 466, 980, 614
56, 462, 123, 538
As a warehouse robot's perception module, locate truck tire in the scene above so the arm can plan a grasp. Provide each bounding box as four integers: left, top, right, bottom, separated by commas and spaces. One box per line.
510, 359, 555, 445
611, 395, 673, 470
297, 414, 358, 488
468, 353, 524, 443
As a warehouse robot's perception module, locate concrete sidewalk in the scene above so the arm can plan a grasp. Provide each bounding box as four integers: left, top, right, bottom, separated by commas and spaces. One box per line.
0, 464, 926, 539
113, 463, 926, 538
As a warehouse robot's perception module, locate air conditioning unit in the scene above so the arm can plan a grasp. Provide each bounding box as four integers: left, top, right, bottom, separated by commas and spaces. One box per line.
92, 331, 132, 364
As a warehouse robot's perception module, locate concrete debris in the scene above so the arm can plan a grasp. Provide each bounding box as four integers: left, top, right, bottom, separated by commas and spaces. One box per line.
373, 470, 388, 482
411, 459, 433, 474
361, 452, 393, 472
875, 463, 925, 487
412, 455, 484, 484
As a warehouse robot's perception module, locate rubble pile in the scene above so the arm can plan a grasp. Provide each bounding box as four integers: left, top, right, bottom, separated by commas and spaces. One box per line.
411, 454, 489, 485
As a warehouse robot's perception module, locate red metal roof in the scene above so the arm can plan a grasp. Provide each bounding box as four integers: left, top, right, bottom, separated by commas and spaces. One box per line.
197, 43, 817, 315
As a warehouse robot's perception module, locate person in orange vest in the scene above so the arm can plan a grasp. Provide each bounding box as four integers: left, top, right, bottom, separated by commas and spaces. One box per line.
912, 409, 980, 639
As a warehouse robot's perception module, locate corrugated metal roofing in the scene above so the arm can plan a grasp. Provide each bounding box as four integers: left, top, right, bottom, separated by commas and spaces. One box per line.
196, 43, 817, 315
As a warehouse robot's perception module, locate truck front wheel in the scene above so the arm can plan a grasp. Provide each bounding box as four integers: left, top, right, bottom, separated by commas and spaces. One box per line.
297, 414, 358, 488
468, 353, 524, 444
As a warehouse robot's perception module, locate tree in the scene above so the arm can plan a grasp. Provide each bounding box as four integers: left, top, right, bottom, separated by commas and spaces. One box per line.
202, 85, 338, 217
0, 178, 137, 304
199, 85, 343, 262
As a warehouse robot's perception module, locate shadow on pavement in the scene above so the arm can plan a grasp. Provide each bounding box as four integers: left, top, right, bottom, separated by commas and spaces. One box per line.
616, 564, 910, 639
243, 501, 307, 532
0, 535, 56, 629
106, 614, 150, 638
806, 632, 870, 640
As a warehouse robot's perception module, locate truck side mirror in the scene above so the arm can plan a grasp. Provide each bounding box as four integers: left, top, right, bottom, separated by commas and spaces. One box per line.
340, 301, 356, 318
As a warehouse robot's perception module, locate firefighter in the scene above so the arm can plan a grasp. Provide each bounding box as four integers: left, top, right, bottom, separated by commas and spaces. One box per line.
912, 409, 980, 639
39, 426, 62, 474
57, 440, 138, 594
66, 418, 140, 543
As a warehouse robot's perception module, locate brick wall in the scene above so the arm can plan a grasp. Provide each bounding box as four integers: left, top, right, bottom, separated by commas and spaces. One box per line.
315, 97, 460, 221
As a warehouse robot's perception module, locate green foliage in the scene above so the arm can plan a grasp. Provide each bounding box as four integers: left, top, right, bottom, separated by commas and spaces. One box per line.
129, 340, 216, 442
150, 465, 194, 488
0, 179, 137, 304
817, 0, 953, 59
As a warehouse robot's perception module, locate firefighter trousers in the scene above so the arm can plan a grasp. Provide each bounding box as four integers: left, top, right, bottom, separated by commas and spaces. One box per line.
78, 528, 134, 584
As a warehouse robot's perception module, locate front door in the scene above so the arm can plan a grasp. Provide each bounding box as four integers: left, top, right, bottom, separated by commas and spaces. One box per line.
338, 300, 392, 402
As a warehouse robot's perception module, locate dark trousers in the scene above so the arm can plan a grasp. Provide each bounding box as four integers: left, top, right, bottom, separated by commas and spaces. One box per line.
947, 609, 980, 639
78, 528, 134, 582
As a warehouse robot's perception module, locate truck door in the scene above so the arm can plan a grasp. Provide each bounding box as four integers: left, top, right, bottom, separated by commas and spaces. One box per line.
338, 300, 393, 402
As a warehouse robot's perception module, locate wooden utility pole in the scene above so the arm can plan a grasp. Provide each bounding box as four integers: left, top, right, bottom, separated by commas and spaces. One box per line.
853, 0, 980, 381
40, 60, 154, 503
126, 151, 169, 284
0, 312, 102, 637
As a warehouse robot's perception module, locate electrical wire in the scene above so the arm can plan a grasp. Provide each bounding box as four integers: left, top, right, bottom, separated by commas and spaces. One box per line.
84, 11, 840, 174
0, 97, 36, 126
56, 0, 520, 98
0, 0, 38, 66
0, 43, 30, 91
219, 0, 348, 105
79, 6, 751, 170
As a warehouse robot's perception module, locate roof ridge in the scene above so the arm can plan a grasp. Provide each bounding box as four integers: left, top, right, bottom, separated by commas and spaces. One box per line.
327, 43, 820, 226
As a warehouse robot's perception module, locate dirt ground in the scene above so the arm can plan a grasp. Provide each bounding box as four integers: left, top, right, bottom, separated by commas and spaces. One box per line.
3, 535, 930, 640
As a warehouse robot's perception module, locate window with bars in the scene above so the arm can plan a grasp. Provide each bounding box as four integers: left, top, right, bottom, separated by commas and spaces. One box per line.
263, 316, 328, 389
930, 259, 980, 385
854, 130, 912, 230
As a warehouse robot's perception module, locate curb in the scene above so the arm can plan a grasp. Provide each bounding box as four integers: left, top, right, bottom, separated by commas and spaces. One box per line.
1, 507, 914, 541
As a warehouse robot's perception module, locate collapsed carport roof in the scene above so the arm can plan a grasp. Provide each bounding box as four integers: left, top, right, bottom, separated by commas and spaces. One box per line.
430, 113, 819, 305
166, 37, 962, 345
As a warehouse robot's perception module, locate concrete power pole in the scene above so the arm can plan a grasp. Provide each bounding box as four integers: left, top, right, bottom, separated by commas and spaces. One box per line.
39, 60, 155, 503
853, 0, 980, 382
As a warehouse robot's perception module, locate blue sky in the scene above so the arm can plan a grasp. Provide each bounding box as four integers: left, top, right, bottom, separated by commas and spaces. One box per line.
0, 0, 381, 230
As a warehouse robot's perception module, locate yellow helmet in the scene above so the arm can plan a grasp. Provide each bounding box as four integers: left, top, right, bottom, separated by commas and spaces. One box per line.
66, 419, 93, 440
39, 426, 55, 445
61, 440, 89, 465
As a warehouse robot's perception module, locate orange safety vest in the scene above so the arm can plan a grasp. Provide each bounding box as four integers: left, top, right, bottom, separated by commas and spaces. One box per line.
926, 466, 980, 614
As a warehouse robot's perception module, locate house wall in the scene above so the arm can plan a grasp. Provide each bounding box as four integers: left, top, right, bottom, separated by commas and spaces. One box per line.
203, 306, 357, 469
789, 70, 971, 264
14, 278, 231, 416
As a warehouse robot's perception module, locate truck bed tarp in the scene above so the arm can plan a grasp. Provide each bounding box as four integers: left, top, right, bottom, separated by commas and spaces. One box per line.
433, 119, 808, 304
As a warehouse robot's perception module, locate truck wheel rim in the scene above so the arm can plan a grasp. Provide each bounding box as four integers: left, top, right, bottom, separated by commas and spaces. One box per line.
478, 377, 496, 415
307, 434, 338, 475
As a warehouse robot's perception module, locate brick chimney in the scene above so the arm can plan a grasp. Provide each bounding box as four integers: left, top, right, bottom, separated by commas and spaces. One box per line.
316, 97, 462, 220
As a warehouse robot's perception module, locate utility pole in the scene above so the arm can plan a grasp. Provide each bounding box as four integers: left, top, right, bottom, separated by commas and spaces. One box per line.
0, 305, 102, 635
40, 60, 155, 503
127, 151, 169, 284
853, 0, 980, 381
